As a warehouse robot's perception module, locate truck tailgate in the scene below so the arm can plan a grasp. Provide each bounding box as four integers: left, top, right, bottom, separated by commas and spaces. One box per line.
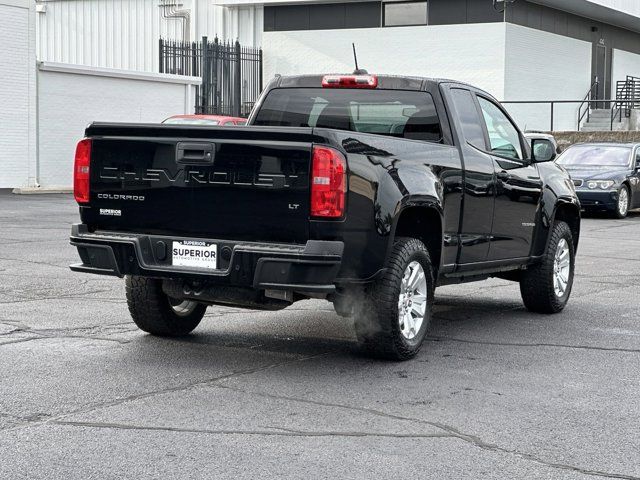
82, 124, 317, 244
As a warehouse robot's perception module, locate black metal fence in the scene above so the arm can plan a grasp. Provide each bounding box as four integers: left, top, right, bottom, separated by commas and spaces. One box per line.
159, 37, 262, 117
614, 76, 640, 117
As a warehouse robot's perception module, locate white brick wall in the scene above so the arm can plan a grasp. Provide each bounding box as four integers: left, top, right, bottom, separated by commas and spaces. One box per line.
0, 0, 37, 188
263, 23, 508, 100
37, 63, 200, 188
503, 24, 592, 132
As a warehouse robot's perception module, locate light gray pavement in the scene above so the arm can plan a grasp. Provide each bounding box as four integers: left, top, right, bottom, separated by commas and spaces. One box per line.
0, 191, 638, 479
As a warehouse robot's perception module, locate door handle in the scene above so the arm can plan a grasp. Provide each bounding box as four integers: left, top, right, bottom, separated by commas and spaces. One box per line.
176, 142, 215, 165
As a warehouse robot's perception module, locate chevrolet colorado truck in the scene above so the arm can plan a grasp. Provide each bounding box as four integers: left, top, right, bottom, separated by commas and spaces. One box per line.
70, 73, 581, 360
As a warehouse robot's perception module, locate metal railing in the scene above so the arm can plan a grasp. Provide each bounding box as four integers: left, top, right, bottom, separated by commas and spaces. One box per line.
577, 77, 599, 129
159, 37, 262, 117
501, 97, 640, 131
502, 76, 640, 131
501, 98, 616, 131
610, 75, 640, 129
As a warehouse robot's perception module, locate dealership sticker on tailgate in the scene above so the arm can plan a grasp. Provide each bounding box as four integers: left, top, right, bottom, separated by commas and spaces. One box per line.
172, 241, 217, 269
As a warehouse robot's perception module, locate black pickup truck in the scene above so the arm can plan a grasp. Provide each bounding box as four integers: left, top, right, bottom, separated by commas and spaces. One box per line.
70, 73, 580, 360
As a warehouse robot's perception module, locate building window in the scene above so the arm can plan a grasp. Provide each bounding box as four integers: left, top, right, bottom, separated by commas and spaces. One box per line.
264, 3, 381, 31
383, 1, 428, 27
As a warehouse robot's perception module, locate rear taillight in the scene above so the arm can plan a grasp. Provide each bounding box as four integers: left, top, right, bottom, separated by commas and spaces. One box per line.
74, 138, 92, 204
322, 75, 378, 89
310, 145, 346, 218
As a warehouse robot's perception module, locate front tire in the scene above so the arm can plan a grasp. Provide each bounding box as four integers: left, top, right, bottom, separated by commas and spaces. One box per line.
613, 185, 630, 219
520, 221, 575, 314
125, 276, 206, 336
354, 237, 434, 361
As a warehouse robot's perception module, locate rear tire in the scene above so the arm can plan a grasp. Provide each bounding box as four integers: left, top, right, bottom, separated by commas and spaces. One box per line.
354, 237, 434, 361
519, 221, 575, 314
125, 276, 206, 336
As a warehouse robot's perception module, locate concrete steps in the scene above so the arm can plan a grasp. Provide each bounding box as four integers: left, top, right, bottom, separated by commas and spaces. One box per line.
581, 109, 630, 131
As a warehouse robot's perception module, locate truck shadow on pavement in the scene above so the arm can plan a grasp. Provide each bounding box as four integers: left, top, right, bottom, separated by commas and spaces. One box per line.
131, 296, 539, 360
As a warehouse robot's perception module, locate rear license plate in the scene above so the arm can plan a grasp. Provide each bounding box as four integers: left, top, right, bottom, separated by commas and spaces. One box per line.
171, 241, 217, 269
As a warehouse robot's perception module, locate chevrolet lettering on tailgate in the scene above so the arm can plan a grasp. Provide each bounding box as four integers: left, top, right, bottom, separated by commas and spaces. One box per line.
99, 166, 302, 188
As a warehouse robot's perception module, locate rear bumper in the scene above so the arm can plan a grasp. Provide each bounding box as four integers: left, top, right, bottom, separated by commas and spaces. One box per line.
69, 224, 343, 294
576, 190, 618, 210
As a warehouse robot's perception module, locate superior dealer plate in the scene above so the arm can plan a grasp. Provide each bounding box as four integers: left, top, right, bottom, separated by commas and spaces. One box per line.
172, 241, 217, 269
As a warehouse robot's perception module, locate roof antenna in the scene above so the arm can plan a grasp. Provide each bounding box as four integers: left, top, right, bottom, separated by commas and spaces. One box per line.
352, 43, 368, 75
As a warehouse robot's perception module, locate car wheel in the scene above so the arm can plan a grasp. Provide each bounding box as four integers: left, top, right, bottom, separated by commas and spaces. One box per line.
125, 275, 206, 336
354, 237, 434, 361
519, 221, 575, 314
613, 185, 630, 219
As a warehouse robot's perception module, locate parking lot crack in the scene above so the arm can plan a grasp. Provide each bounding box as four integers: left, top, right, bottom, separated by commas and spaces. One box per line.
428, 336, 640, 354
0, 257, 68, 270
0, 326, 134, 346
0, 337, 41, 347
0, 289, 116, 305
0, 352, 331, 434
50, 420, 454, 439
578, 253, 640, 262
0, 322, 28, 335
211, 385, 639, 480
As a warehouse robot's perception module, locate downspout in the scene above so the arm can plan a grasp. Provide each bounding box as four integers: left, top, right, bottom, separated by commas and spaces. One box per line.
192, 0, 198, 41
159, 0, 191, 42
35, 61, 40, 188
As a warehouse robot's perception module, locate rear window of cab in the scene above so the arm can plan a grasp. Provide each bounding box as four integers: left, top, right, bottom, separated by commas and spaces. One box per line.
254, 88, 443, 143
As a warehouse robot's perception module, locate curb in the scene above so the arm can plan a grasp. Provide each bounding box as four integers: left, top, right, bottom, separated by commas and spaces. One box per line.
12, 187, 72, 195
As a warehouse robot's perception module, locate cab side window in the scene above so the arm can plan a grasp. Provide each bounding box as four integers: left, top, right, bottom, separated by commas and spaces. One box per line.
477, 97, 523, 161
450, 88, 486, 150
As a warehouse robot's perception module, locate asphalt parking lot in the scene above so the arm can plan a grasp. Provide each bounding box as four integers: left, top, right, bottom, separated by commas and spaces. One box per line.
0, 191, 638, 479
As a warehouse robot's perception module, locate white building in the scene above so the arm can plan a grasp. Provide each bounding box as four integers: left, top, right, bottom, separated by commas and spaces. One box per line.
33, 0, 640, 132
256, 0, 640, 131
28, 1, 640, 108
2, 0, 206, 189
36, 0, 263, 71
1, 0, 37, 188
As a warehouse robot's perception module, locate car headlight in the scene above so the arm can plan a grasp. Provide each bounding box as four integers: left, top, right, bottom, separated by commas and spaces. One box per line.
587, 180, 616, 190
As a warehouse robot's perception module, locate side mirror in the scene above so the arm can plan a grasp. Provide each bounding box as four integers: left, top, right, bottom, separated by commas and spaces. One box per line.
531, 138, 557, 163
